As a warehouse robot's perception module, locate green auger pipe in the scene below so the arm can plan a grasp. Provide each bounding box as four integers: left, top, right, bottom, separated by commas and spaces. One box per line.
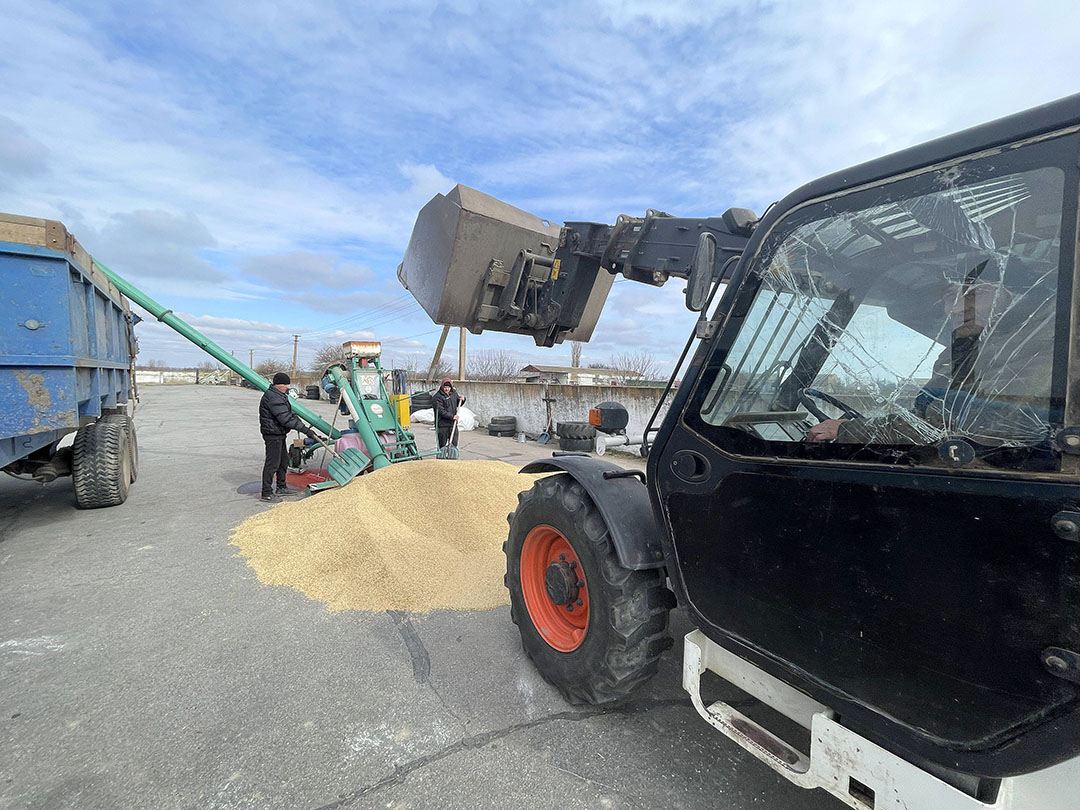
326, 364, 391, 470
93, 260, 340, 440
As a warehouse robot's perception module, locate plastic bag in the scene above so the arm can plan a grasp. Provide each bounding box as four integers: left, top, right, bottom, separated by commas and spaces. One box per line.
412, 408, 435, 424
456, 406, 478, 431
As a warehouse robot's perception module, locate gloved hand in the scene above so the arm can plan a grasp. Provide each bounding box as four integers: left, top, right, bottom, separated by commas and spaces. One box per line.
304, 427, 318, 440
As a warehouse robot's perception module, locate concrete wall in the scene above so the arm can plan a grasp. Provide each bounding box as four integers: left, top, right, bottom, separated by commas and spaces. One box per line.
411, 380, 670, 439
136, 369, 198, 385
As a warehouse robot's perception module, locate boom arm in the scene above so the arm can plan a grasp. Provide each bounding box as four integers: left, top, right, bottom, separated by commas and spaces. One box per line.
397, 185, 755, 347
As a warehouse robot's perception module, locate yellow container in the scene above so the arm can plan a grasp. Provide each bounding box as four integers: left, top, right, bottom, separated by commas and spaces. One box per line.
391, 394, 411, 429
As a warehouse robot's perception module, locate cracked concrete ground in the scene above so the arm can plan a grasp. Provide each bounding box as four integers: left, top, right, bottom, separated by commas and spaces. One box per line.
0, 385, 843, 810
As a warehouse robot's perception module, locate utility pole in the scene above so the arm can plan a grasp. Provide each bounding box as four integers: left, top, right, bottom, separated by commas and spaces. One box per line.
458, 327, 467, 380
425, 325, 451, 384
291, 335, 300, 380
249, 348, 254, 369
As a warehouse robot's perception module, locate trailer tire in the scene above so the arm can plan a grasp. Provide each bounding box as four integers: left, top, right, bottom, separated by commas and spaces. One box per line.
503, 473, 675, 704
556, 421, 596, 440
103, 413, 138, 483
73, 419, 132, 509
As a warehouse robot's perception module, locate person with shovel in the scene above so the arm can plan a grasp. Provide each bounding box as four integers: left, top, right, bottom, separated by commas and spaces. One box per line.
433, 377, 465, 458
259, 372, 318, 501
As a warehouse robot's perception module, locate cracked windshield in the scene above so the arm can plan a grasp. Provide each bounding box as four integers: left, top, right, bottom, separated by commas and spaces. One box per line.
700, 161, 1064, 460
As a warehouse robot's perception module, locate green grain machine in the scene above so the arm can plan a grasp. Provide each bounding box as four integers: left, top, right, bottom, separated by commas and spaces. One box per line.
304, 340, 424, 493
91, 261, 422, 493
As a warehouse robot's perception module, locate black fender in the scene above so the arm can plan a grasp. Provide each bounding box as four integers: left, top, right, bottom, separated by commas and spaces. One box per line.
519, 455, 666, 570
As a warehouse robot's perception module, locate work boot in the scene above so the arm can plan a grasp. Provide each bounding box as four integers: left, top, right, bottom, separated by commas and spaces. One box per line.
276, 486, 296, 496
260, 492, 281, 503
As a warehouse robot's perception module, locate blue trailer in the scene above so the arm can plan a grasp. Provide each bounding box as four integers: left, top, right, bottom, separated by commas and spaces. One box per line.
1, 213, 139, 507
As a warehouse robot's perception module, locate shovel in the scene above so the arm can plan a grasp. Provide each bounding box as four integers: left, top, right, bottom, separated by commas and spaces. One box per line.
437, 418, 460, 459
310, 434, 370, 488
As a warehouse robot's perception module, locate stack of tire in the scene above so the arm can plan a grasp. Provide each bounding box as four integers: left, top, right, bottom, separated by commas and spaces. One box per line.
410, 391, 434, 413
488, 416, 517, 437
556, 421, 596, 452
305, 385, 321, 400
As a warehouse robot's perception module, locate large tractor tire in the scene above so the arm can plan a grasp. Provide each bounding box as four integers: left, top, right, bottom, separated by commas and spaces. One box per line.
504, 473, 675, 704
556, 421, 597, 440
558, 436, 593, 452
103, 413, 138, 483
72, 419, 132, 508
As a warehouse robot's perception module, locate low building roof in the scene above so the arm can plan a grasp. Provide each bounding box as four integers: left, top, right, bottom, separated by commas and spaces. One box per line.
519, 365, 641, 377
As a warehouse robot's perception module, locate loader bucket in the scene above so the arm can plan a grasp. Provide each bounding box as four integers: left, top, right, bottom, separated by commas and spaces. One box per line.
397, 185, 613, 345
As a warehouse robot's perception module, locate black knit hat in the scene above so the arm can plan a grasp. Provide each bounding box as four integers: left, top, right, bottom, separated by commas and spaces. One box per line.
272, 372, 291, 385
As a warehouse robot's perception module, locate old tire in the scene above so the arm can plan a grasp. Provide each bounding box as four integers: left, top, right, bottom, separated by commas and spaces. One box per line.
103, 413, 138, 483
503, 473, 675, 704
558, 436, 593, 452
73, 419, 132, 509
489, 416, 517, 429
556, 421, 596, 440
489, 426, 516, 437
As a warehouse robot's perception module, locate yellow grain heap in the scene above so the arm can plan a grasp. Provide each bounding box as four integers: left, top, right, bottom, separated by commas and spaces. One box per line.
230, 459, 544, 613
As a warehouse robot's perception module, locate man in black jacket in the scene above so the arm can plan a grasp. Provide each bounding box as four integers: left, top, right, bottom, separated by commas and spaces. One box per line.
259, 372, 317, 502
432, 377, 465, 452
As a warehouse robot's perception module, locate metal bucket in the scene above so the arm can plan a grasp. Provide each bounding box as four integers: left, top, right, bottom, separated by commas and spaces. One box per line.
515, 432, 527, 443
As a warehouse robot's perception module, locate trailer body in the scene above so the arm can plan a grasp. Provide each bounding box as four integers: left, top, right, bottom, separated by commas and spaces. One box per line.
0, 214, 136, 475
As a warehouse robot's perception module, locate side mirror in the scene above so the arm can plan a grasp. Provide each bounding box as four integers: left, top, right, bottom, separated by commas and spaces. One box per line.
686, 232, 717, 312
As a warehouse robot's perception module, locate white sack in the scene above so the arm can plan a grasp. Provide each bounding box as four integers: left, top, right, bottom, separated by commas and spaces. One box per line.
456, 406, 478, 431
412, 408, 435, 423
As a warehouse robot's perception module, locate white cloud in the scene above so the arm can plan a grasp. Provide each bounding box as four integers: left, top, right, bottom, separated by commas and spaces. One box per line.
3, 0, 1077, 368
0, 115, 50, 183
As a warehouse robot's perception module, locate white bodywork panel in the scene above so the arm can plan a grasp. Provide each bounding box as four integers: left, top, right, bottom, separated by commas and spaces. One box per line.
683, 630, 1080, 810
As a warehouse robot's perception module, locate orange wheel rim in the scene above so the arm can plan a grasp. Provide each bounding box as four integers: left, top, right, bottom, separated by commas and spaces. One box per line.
521, 525, 589, 652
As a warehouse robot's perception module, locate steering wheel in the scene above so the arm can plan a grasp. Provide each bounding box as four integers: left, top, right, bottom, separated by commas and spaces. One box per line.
798, 388, 864, 422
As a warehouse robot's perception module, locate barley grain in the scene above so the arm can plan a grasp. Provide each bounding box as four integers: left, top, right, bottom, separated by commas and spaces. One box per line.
230, 460, 546, 613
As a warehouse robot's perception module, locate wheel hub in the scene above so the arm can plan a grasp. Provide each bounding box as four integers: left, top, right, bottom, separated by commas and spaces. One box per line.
544, 560, 580, 605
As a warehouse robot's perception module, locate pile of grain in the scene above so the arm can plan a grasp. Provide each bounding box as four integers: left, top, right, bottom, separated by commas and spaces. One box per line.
230, 459, 545, 613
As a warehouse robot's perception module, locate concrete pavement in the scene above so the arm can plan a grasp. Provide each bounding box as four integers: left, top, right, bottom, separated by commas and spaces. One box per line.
0, 384, 841, 810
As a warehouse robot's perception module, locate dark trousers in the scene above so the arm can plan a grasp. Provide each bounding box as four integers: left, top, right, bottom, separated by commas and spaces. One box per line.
437, 423, 458, 448
262, 435, 288, 494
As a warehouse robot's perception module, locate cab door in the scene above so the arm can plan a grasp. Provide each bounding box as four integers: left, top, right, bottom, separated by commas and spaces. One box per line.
650, 127, 1080, 777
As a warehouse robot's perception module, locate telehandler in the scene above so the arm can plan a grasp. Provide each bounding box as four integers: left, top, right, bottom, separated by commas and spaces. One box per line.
398, 94, 1080, 809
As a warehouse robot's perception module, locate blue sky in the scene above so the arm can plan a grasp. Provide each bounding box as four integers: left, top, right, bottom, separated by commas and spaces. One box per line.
2, 0, 1079, 374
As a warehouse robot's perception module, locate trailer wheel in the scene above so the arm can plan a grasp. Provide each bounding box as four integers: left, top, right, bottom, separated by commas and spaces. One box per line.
504, 473, 675, 704
103, 413, 138, 483
72, 419, 132, 509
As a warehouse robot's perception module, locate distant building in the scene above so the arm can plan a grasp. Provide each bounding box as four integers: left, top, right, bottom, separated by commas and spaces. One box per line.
518, 365, 642, 386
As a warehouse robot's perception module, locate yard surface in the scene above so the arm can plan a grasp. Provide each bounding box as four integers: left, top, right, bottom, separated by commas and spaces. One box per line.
0, 385, 841, 810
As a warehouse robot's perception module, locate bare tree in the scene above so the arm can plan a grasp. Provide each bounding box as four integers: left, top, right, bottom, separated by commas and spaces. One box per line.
571, 341, 583, 368
468, 349, 520, 380
609, 350, 658, 381
141, 358, 167, 369
254, 358, 290, 377
310, 342, 345, 372
430, 358, 455, 382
